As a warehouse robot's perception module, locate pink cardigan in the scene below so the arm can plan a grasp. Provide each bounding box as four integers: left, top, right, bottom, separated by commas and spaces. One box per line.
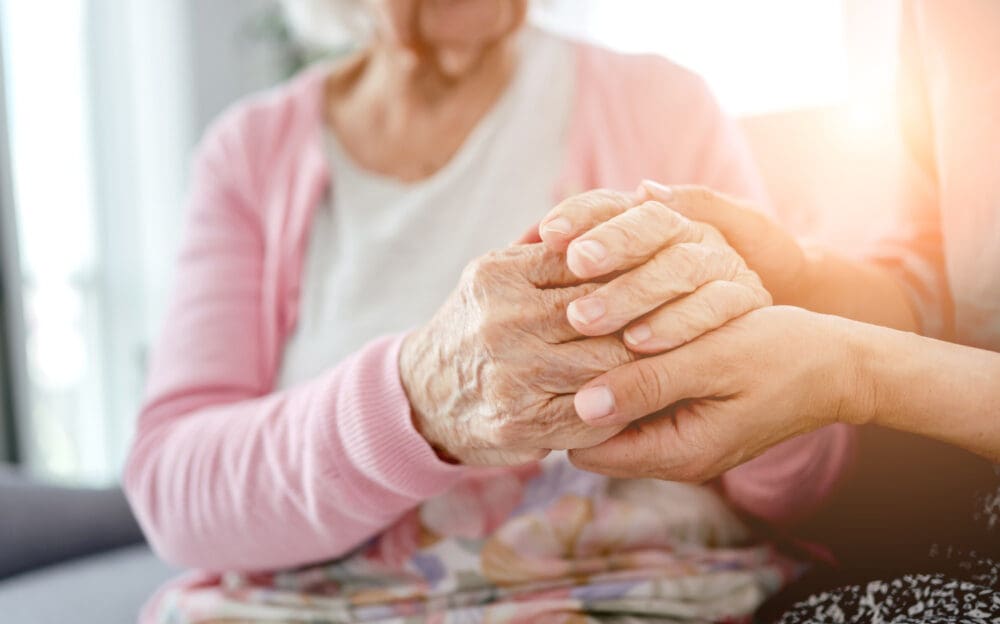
125, 40, 854, 573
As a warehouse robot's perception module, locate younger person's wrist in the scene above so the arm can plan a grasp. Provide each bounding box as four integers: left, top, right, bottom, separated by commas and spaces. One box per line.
834, 317, 885, 427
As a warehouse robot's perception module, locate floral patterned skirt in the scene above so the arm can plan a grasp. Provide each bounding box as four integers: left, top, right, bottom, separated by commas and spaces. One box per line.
155, 454, 801, 623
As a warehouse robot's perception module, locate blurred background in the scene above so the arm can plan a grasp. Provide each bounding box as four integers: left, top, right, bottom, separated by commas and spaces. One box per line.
0, 0, 903, 488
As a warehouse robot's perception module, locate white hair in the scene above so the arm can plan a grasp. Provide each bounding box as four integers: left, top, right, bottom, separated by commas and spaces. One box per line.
278, 0, 549, 52
279, 0, 372, 52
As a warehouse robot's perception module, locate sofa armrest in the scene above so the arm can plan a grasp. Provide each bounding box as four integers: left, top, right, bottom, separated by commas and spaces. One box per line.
0, 465, 146, 580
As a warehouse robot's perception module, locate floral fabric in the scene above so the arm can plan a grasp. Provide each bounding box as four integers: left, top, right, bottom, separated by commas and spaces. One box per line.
159, 455, 799, 623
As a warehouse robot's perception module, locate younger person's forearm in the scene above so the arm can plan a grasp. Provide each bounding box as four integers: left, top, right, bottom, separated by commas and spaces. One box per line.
847, 322, 1000, 462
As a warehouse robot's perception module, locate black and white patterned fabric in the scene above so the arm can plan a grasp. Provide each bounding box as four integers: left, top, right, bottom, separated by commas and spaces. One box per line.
778, 466, 1000, 623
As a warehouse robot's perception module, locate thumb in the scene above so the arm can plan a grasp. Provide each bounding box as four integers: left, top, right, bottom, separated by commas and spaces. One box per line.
572, 341, 719, 428
568, 399, 735, 483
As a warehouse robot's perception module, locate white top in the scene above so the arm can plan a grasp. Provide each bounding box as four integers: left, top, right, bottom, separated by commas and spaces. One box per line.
277, 29, 574, 388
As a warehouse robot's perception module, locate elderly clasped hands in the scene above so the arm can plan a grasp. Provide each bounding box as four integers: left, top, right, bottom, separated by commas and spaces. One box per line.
399, 188, 771, 468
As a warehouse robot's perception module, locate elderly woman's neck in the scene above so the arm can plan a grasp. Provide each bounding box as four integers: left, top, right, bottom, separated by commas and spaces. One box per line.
324, 37, 520, 182
368, 37, 517, 108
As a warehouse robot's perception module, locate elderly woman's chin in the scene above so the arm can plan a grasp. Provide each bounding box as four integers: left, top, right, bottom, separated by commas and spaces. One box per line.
417, 0, 527, 44
387, 0, 529, 78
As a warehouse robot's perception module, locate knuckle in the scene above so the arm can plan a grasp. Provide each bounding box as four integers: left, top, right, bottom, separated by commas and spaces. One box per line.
710, 281, 745, 318
630, 359, 670, 411
581, 188, 633, 211
488, 369, 518, 399
477, 318, 517, 358
638, 200, 685, 234
600, 218, 644, 253
756, 284, 774, 307
610, 275, 652, 308
729, 275, 770, 312
462, 250, 510, 284
699, 222, 726, 245
557, 188, 631, 219
723, 248, 745, 277
629, 202, 696, 250
743, 271, 772, 306
461, 256, 488, 284
665, 242, 707, 283
489, 421, 522, 448
697, 244, 741, 283
547, 283, 596, 313
522, 448, 551, 462
672, 300, 716, 337
704, 244, 735, 271
584, 336, 636, 370
734, 283, 767, 314
522, 351, 552, 382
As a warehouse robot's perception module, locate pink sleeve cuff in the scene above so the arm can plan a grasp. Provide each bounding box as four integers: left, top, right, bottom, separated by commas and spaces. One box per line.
324, 333, 467, 500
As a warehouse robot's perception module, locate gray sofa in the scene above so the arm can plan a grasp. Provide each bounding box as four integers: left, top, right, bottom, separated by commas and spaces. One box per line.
0, 467, 178, 623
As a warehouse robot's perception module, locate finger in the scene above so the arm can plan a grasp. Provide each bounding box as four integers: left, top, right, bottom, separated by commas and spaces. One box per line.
566, 242, 742, 336
570, 342, 720, 428
567, 419, 678, 479
468, 447, 551, 467
537, 189, 639, 251
529, 394, 626, 451
532, 335, 636, 393
503, 243, 583, 288
564, 200, 701, 279
473, 244, 581, 288
641, 181, 770, 253
567, 404, 733, 483
532, 283, 602, 342
623, 273, 771, 354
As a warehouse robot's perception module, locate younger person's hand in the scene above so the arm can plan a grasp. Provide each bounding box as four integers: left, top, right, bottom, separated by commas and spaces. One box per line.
566, 306, 860, 482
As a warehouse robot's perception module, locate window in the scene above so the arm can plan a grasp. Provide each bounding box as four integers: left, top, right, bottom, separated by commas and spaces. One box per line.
0, 1, 199, 484
1, 0, 107, 482
536, 0, 850, 116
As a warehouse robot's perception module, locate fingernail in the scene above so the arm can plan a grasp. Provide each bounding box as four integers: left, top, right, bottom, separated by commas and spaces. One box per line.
567, 297, 606, 325
575, 386, 616, 422
641, 179, 672, 200
541, 217, 572, 236
624, 323, 652, 346
571, 239, 608, 266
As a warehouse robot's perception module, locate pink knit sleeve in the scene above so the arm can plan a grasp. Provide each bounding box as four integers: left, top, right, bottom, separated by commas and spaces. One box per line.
123, 116, 464, 573
636, 59, 857, 526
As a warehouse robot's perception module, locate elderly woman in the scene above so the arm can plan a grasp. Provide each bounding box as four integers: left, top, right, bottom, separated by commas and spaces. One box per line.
125, 0, 851, 621
543, 1, 1000, 621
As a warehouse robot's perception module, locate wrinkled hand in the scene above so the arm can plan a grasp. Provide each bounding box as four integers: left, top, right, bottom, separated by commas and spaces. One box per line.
566, 306, 857, 482
536, 189, 771, 355
400, 244, 636, 466
640, 181, 809, 305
